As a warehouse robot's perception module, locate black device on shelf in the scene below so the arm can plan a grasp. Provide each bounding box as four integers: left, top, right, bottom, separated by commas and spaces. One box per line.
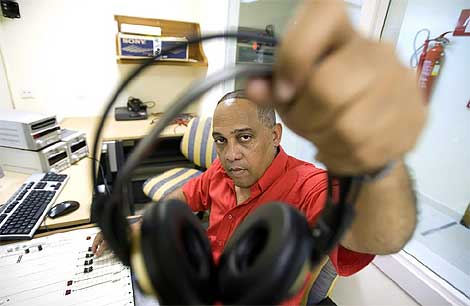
114, 97, 148, 121
1, 0, 20, 19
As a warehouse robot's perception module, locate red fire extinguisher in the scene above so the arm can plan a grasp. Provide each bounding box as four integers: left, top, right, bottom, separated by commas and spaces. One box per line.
414, 31, 452, 103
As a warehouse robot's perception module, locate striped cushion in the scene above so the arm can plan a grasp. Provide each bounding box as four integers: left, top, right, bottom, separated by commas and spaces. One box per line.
305, 259, 338, 305
180, 117, 217, 168
143, 168, 203, 202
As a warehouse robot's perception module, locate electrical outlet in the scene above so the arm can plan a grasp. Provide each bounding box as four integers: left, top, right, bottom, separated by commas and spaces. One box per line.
20, 89, 34, 99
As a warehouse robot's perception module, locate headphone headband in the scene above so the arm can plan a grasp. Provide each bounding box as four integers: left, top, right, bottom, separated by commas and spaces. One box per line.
91, 31, 362, 304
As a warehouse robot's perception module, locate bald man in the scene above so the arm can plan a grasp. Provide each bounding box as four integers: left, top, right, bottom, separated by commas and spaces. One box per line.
94, 89, 419, 305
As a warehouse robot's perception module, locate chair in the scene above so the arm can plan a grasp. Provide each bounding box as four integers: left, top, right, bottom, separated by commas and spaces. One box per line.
303, 258, 338, 306
143, 117, 338, 305
143, 116, 217, 202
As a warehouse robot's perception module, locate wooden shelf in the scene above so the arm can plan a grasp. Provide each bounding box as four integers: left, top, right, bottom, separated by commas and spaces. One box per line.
114, 15, 208, 67
116, 58, 208, 67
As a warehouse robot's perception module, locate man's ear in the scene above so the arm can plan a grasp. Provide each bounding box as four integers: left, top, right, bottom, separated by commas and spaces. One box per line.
273, 123, 282, 147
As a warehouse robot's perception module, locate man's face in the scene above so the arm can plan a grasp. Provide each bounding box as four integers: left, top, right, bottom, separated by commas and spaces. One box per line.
212, 98, 281, 188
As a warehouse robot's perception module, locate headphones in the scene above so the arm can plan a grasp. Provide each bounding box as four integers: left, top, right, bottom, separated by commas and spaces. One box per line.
91, 32, 363, 305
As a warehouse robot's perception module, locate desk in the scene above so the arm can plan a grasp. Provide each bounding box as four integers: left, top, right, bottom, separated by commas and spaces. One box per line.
0, 115, 189, 232
62, 115, 190, 209
0, 116, 191, 306
61, 115, 187, 144
0, 154, 93, 231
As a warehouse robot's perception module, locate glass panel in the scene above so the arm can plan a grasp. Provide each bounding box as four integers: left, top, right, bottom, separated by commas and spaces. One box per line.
382, 0, 470, 299
234, 0, 363, 85
233, 1, 363, 163
235, 0, 302, 76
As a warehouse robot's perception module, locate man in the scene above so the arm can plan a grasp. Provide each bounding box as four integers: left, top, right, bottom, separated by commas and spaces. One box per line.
93, 92, 418, 304
93, 0, 426, 304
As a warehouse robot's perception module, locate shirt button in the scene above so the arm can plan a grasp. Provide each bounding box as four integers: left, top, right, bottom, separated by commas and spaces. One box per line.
228, 214, 233, 220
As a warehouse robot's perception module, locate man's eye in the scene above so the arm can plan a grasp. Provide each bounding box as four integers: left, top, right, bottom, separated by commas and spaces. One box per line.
214, 138, 225, 144
239, 135, 252, 142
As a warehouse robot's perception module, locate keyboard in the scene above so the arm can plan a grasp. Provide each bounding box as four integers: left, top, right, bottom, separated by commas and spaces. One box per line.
0, 172, 69, 240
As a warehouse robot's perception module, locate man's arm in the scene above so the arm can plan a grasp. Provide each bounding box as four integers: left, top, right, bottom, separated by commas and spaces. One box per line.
247, 1, 426, 255
165, 187, 187, 202
341, 161, 416, 254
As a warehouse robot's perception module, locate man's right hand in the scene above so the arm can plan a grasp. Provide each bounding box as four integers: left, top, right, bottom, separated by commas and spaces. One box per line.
91, 221, 142, 257
246, 0, 426, 175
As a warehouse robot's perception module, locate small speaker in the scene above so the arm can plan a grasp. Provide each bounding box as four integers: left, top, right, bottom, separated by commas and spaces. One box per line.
1, 0, 20, 19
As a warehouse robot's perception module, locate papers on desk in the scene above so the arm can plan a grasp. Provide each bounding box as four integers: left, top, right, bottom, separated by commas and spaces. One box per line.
0, 227, 134, 306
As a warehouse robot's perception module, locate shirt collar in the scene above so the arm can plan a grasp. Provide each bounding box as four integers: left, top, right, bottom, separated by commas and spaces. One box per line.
218, 146, 289, 192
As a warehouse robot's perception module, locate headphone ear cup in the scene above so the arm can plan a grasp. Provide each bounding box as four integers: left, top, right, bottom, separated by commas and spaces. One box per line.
218, 202, 313, 305
138, 199, 215, 305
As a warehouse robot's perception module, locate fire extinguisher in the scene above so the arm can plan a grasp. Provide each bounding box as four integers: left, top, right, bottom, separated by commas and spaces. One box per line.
412, 30, 452, 103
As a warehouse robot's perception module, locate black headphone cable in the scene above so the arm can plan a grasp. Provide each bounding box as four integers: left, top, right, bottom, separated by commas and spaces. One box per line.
90, 32, 361, 273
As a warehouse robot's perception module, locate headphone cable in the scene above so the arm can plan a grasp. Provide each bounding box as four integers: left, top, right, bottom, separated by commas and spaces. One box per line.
90, 31, 360, 268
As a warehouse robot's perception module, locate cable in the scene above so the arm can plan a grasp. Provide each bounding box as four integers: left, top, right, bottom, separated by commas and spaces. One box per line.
0, 40, 15, 108
144, 101, 156, 108
310, 175, 362, 262
91, 31, 360, 267
410, 30, 452, 68
410, 28, 430, 68
109, 65, 273, 195
90, 33, 279, 264
41, 215, 50, 232
87, 156, 110, 195
91, 32, 276, 194
98, 65, 275, 263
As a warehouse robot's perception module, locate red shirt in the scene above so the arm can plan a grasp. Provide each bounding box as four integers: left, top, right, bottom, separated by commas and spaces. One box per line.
183, 147, 374, 305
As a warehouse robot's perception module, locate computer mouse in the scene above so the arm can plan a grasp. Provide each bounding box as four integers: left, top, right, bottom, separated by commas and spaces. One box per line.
48, 201, 80, 219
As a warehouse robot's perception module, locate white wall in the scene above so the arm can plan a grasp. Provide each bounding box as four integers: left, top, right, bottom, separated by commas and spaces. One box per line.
0, 0, 229, 119
391, 0, 470, 215
197, 0, 230, 117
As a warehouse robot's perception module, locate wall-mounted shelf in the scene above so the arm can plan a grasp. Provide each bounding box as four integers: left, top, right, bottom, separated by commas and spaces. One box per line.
116, 58, 208, 67
114, 15, 208, 67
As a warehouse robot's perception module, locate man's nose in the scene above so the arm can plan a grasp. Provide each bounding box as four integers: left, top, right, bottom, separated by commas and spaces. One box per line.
225, 142, 242, 162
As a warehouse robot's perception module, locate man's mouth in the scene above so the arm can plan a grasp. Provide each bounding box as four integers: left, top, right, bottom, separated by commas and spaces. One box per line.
229, 167, 248, 177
